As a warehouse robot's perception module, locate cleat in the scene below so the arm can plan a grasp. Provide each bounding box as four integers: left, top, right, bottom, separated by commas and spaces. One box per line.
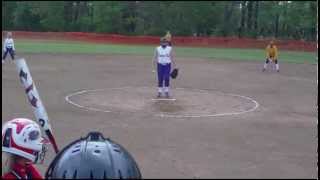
262, 68, 266, 72
165, 92, 170, 98
157, 93, 162, 98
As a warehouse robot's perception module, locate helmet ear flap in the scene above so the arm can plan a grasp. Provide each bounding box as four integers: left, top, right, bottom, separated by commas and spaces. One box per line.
3, 128, 12, 148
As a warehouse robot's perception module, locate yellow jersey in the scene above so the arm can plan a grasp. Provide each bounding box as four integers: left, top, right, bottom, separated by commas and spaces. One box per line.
266, 45, 278, 60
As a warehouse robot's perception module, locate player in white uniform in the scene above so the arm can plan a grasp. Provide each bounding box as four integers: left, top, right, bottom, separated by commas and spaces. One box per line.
153, 37, 176, 98
2, 32, 15, 63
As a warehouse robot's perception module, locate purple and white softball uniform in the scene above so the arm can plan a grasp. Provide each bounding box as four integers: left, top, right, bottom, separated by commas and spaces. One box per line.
156, 45, 172, 94
2, 37, 15, 61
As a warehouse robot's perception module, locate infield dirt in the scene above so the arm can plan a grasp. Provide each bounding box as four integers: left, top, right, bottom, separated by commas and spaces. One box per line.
2, 51, 317, 178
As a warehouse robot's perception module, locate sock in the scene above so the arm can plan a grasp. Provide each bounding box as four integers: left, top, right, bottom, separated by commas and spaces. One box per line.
276, 64, 279, 71
164, 87, 169, 93
263, 63, 268, 69
158, 87, 163, 93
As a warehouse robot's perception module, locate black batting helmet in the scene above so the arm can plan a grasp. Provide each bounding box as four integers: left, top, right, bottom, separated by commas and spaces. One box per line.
45, 132, 142, 179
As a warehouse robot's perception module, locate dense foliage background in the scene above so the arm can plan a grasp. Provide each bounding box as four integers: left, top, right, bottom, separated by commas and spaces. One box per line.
2, 1, 317, 41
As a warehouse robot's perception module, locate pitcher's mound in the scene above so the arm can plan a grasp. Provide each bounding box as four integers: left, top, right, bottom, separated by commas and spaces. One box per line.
66, 87, 259, 118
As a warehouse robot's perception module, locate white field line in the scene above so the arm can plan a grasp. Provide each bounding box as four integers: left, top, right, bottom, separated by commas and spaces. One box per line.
65, 87, 260, 118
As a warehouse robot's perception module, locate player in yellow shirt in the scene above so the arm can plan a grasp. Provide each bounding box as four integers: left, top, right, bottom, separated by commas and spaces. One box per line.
262, 40, 280, 72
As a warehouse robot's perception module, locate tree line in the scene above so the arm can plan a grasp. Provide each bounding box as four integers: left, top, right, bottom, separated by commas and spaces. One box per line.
2, 1, 317, 41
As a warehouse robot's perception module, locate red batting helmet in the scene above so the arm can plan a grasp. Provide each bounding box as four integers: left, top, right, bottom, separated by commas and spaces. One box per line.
2, 118, 48, 163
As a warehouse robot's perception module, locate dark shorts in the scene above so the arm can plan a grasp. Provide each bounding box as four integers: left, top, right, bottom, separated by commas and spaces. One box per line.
3, 47, 15, 60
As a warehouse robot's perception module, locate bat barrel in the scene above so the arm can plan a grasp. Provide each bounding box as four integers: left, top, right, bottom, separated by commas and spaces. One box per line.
14, 58, 59, 153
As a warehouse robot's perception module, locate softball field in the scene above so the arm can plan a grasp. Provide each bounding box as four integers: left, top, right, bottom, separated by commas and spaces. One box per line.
2, 35, 317, 178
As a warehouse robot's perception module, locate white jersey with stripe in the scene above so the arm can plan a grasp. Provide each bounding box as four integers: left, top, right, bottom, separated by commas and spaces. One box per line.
156, 46, 172, 64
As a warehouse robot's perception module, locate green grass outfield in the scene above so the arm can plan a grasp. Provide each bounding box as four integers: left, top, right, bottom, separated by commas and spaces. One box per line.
16, 39, 316, 64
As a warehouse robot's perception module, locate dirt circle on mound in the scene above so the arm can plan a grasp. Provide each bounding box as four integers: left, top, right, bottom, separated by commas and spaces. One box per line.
65, 87, 259, 118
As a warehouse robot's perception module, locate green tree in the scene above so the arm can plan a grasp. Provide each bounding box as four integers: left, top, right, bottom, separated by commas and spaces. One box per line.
2, 1, 17, 30
31, 1, 65, 31
2, 1, 316, 41
238, 1, 247, 38
92, 1, 122, 33
13, 1, 42, 31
